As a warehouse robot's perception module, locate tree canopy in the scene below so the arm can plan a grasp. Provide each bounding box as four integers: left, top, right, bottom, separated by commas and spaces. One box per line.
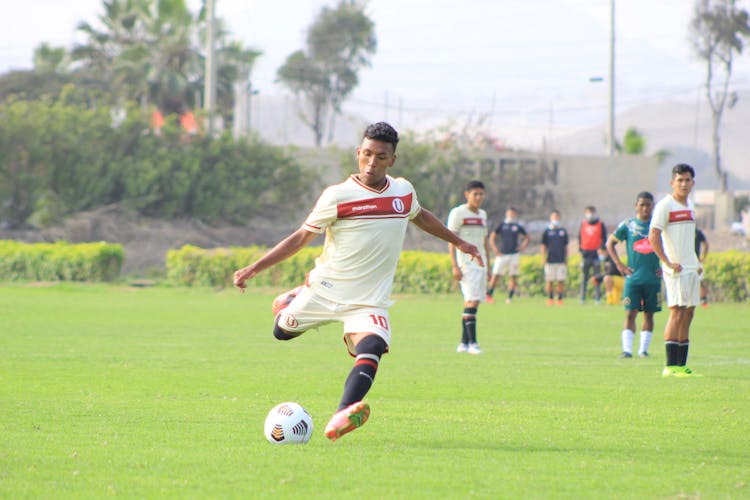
277, 1, 376, 147
690, 0, 750, 191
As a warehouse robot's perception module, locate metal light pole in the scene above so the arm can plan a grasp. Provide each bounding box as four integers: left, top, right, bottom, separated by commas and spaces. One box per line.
607, 0, 616, 156
204, 0, 217, 134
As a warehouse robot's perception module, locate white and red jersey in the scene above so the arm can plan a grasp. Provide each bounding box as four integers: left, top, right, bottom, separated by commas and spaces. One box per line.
651, 194, 700, 273
302, 174, 421, 307
446, 203, 488, 270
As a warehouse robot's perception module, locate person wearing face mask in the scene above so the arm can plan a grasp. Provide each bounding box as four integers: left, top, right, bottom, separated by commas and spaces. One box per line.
487, 207, 530, 304
578, 206, 608, 304
541, 210, 569, 305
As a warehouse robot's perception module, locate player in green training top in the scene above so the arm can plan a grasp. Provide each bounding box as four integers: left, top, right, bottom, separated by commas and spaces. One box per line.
606, 191, 662, 359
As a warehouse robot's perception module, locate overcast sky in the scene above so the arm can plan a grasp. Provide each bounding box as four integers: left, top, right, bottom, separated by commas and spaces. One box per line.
3, 0, 750, 146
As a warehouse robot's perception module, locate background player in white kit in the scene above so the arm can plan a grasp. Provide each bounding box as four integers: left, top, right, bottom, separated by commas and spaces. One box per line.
648, 163, 702, 377
233, 122, 483, 441
447, 180, 491, 355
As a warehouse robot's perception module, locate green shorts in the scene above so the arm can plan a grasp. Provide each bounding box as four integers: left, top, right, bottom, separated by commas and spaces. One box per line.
622, 280, 662, 313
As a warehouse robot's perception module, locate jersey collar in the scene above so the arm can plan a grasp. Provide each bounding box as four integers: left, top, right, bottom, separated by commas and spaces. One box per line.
351, 174, 391, 193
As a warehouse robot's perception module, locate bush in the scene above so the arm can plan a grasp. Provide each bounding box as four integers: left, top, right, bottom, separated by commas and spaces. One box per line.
703, 250, 750, 302
166, 244, 750, 303
0, 99, 313, 228
165, 245, 320, 288
0, 240, 124, 281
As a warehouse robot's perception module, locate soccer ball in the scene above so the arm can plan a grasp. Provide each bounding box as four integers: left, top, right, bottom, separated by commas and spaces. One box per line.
264, 402, 314, 444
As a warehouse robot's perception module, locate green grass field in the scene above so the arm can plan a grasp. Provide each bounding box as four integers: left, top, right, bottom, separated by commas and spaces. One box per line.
1, 283, 749, 498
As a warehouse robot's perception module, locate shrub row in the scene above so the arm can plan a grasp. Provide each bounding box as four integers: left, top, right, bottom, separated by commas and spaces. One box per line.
0, 240, 124, 281
0, 98, 312, 229
166, 245, 749, 302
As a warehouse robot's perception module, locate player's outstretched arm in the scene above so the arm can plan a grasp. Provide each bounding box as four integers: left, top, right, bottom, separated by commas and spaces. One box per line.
234, 227, 318, 291
412, 208, 484, 266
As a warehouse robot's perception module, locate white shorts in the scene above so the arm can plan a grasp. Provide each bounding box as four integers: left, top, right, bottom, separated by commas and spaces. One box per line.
492, 254, 521, 276
663, 270, 701, 308
544, 263, 567, 282
277, 285, 391, 356
459, 266, 488, 302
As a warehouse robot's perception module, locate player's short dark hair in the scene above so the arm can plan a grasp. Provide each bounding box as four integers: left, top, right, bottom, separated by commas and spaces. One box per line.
465, 180, 485, 192
584, 206, 596, 212
363, 122, 399, 152
636, 191, 654, 202
507, 206, 519, 213
672, 163, 695, 179
551, 209, 561, 216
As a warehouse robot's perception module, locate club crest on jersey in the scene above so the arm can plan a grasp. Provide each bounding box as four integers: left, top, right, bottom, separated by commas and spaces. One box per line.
392, 197, 405, 213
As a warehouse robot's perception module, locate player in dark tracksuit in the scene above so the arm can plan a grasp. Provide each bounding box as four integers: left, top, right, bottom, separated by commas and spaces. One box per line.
578, 205, 607, 304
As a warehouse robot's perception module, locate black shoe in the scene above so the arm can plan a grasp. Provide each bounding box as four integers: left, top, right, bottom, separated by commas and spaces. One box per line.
619, 352, 633, 359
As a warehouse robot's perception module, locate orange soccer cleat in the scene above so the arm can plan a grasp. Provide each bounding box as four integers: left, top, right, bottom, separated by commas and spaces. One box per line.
324, 401, 370, 442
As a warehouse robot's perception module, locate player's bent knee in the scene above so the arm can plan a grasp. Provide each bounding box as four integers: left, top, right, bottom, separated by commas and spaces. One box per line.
273, 317, 302, 341
355, 335, 387, 358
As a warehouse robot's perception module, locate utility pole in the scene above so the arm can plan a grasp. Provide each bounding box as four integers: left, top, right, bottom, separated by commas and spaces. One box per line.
204, 0, 217, 134
607, 0, 616, 156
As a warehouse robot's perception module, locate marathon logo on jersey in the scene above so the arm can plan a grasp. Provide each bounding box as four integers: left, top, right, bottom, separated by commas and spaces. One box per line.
337, 193, 413, 219
463, 217, 485, 227
668, 210, 694, 223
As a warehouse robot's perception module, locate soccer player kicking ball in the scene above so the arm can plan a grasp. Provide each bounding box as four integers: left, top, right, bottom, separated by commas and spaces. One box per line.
233, 122, 483, 441
606, 192, 662, 359
648, 164, 703, 377
447, 180, 492, 355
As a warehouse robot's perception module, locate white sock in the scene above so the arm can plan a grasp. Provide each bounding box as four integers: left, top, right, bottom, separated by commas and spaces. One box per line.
639, 330, 653, 355
621, 329, 634, 354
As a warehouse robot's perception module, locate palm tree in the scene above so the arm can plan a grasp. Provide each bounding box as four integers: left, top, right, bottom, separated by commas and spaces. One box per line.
72, 0, 260, 124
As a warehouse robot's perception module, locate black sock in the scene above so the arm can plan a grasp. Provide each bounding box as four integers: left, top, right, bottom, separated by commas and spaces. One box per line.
678, 342, 689, 366
557, 292, 564, 300
548, 291, 554, 299
509, 288, 515, 299
665, 341, 679, 366
461, 318, 469, 344
463, 307, 477, 344
338, 336, 386, 410
487, 287, 495, 297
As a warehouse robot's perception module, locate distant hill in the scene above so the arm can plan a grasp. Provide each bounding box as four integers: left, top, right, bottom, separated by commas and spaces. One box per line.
548, 90, 750, 191
244, 89, 750, 192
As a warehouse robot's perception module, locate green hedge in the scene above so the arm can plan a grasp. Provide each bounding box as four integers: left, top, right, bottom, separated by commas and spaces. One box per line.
166, 244, 750, 302
702, 250, 750, 302
0, 240, 124, 281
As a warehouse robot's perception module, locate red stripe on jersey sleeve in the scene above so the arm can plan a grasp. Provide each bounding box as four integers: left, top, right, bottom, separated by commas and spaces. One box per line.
337, 193, 413, 218
668, 210, 694, 223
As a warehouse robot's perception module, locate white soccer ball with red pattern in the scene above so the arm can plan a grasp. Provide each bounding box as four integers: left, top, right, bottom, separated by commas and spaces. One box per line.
264, 402, 313, 444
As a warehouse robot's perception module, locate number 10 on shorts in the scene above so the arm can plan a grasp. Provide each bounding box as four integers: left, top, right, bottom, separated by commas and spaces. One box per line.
369, 314, 389, 330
